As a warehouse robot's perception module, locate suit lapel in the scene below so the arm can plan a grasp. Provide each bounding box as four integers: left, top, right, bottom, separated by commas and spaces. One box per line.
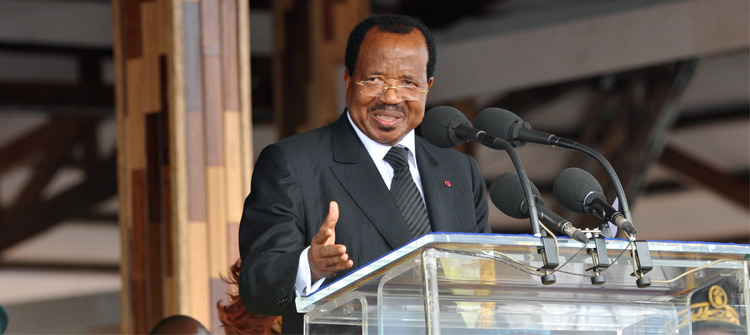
329, 114, 412, 250
416, 138, 455, 232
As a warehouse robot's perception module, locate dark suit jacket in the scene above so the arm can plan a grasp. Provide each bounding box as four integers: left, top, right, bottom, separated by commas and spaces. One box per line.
239, 112, 490, 333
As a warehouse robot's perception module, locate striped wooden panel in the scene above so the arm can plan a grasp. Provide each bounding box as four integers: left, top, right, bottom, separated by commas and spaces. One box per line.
126, 52, 151, 334
206, 165, 228, 277
202, 54, 225, 165
186, 111, 207, 222
238, 0, 253, 198
223, 111, 244, 223
183, 2, 203, 112
129, 169, 149, 333
125, 58, 146, 169
201, 0, 224, 166
170, 3, 189, 320
200, 0, 221, 55
188, 221, 211, 325
227, 223, 240, 268
146, 111, 167, 322
155, 0, 171, 56
220, 0, 240, 112
140, 1, 162, 114
122, 0, 145, 60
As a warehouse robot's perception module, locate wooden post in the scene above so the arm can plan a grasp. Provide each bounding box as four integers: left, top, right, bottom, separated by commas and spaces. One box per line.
112, 0, 252, 333
273, 0, 370, 138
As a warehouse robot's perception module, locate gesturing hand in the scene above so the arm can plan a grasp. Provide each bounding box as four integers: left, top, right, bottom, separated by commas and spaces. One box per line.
308, 201, 353, 283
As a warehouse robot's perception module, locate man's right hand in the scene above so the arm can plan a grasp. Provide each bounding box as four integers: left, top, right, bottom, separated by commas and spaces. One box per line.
309, 201, 353, 283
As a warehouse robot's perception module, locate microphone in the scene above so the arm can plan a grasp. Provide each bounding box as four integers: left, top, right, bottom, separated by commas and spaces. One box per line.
474, 107, 564, 148
421, 106, 506, 150
474, 107, 634, 226
421, 106, 543, 236
553, 167, 637, 235
491, 172, 588, 243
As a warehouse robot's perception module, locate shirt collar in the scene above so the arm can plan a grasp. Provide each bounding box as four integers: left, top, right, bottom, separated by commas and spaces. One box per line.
346, 109, 417, 162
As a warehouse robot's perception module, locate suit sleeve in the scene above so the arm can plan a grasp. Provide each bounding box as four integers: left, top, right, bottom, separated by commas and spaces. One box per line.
469, 154, 491, 233
239, 144, 307, 315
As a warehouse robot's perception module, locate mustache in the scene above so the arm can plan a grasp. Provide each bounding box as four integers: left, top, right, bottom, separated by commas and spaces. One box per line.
368, 102, 405, 115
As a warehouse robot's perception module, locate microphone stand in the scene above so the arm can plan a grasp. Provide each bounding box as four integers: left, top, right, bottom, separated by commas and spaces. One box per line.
467, 130, 559, 284
544, 137, 632, 224
583, 228, 611, 285
545, 136, 652, 287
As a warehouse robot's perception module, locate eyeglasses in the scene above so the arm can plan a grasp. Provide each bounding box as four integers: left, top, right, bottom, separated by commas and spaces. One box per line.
355, 80, 429, 101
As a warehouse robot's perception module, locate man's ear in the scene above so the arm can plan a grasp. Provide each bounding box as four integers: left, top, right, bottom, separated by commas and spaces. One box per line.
343, 69, 351, 94
427, 77, 434, 90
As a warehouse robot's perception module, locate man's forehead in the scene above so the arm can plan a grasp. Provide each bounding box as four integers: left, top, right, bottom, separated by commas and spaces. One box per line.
364, 26, 424, 45
357, 30, 428, 63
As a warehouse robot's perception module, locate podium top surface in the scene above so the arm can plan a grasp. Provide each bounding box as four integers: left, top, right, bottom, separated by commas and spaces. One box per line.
296, 233, 750, 313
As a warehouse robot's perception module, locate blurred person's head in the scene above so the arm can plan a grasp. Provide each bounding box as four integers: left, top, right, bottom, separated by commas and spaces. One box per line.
149, 314, 210, 335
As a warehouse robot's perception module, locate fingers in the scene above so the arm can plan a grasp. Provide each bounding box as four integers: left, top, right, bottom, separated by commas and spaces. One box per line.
309, 244, 353, 280
318, 244, 346, 258
310, 247, 353, 279
313, 201, 339, 245
324, 258, 353, 274
323, 201, 339, 230
318, 249, 349, 269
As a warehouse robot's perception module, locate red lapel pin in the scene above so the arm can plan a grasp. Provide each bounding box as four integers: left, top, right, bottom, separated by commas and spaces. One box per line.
444, 180, 451, 187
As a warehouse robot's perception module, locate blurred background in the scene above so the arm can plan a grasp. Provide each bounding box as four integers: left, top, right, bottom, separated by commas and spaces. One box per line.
0, 0, 747, 333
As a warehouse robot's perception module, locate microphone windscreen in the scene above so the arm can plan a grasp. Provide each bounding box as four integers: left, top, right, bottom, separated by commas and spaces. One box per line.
474, 107, 522, 142
490, 171, 543, 219
421, 106, 470, 148
552, 167, 605, 214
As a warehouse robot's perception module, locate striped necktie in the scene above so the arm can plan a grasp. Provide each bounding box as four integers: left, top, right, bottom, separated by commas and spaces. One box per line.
384, 146, 431, 238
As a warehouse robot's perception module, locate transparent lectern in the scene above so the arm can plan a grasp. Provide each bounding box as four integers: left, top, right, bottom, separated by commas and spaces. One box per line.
296, 233, 750, 334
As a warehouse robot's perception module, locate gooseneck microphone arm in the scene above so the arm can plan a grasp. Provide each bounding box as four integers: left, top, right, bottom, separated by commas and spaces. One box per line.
452, 123, 541, 236
486, 135, 542, 237
546, 137, 633, 225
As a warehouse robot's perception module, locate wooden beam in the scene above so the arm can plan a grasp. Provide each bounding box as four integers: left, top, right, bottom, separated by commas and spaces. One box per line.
393, 0, 498, 29
0, 116, 100, 175
430, 0, 749, 104
0, 41, 112, 57
659, 146, 750, 209
0, 261, 119, 273
0, 82, 114, 107
484, 79, 591, 116
7, 130, 78, 219
625, 60, 700, 202
673, 104, 749, 129
0, 153, 117, 251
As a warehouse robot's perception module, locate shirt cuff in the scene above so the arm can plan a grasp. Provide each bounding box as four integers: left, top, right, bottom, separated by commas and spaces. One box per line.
295, 246, 326, 296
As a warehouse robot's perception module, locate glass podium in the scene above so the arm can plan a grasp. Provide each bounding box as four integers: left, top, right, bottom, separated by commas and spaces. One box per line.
296, 233, 750, 334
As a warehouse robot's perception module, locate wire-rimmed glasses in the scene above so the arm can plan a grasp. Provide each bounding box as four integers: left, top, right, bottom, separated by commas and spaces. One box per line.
355, 80, 429, 101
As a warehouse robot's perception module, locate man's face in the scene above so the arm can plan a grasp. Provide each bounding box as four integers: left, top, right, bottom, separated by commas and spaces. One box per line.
344, 28, 433, 146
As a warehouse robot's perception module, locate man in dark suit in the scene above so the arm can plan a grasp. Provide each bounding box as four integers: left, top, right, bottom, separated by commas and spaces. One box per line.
239, 14, 490, 334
